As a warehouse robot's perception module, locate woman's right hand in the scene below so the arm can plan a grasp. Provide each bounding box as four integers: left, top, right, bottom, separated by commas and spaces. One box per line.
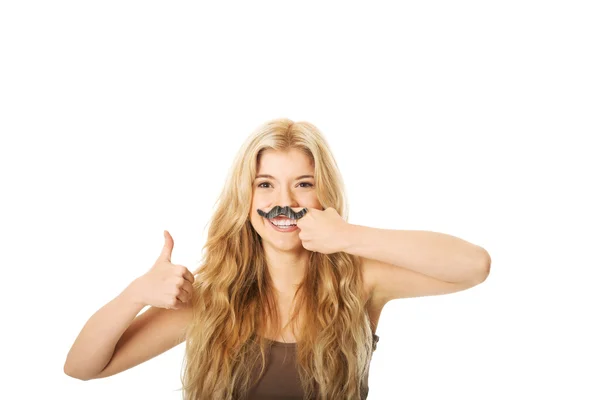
131, 230, 195, 310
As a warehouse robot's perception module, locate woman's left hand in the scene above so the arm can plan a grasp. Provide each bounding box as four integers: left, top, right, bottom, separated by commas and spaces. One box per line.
296, 207, 351, 254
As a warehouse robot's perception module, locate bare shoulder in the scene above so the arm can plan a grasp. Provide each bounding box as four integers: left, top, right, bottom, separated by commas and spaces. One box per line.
93, 302, 193, 379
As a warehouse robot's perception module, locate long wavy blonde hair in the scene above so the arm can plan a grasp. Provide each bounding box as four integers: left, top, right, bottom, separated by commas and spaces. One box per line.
180, 118, 376, 399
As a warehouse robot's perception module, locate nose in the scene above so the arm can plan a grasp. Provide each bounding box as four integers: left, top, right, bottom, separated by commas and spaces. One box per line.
275, 186, 299, 208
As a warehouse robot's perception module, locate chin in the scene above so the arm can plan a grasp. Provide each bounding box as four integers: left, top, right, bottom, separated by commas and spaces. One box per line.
271, 238, 303, 252
262, 236, 302, 252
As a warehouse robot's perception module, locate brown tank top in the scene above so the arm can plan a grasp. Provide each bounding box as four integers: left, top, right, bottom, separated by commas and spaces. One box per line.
246, 333, 379, 399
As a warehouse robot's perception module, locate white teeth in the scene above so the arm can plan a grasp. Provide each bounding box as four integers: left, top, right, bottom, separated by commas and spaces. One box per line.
270, 219, 296, 227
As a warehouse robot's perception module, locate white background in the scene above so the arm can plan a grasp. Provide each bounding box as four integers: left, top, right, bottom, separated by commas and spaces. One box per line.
1, 1, 598, 399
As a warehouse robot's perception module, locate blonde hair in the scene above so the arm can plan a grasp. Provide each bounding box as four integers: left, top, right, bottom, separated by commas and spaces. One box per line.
180, 118, 376, 399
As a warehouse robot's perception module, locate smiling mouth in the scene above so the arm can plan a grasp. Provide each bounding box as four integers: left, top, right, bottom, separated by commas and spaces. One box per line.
268, 217, 298, 227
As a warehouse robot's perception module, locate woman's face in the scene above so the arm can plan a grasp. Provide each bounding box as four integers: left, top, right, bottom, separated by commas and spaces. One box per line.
249, 148, 322, 252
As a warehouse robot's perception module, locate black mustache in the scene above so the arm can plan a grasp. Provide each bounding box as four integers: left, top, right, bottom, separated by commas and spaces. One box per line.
257, 206, 308, 220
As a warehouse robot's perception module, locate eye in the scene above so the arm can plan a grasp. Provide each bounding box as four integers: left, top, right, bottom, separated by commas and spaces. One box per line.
257, 182, 313, 188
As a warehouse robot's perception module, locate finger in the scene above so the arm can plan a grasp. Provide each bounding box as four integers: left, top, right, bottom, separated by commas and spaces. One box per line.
168, 298, 185, 310
182, 268, 195, 284
177, 286, 193, 303
176, 292, 189, 303
158, 230, 174, 262
180, 281, 194, 298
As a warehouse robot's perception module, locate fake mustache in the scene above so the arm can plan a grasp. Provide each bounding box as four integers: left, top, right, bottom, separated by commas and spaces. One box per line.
257, 206, 308, 220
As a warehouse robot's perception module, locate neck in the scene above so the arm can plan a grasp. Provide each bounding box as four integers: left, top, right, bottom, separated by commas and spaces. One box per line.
263, 245, 309, 295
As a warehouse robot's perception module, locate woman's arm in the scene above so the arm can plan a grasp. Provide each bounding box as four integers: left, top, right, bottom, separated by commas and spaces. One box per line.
63, 280, 146, 380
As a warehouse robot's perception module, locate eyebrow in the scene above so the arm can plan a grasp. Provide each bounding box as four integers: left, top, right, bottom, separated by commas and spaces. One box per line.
255, 174, 314, 181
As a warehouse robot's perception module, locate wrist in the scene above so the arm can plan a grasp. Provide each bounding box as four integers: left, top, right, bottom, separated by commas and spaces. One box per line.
122, 278, 147, 308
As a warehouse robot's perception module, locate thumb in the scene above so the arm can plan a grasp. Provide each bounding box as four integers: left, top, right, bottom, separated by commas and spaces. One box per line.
158, 230, 174, 262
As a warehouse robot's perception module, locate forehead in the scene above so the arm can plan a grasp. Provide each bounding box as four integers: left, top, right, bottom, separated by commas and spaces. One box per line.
257, 148, 314, 174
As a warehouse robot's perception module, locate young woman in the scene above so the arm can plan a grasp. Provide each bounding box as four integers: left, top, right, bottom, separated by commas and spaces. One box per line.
64, 118, 491, 399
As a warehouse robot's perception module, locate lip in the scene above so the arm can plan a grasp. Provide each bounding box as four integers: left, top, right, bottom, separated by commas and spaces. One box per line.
266, 218, 299, 233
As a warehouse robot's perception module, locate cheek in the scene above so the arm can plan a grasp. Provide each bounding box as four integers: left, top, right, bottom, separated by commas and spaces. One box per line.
250, 209, 268, 231
250, 209, 261, 223
249, 216, 264, 236
306, 196, 322, 209
252, 195, 269, 209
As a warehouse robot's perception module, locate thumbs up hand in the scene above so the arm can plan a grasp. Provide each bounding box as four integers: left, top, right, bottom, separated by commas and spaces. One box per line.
132, 230, 196, 310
